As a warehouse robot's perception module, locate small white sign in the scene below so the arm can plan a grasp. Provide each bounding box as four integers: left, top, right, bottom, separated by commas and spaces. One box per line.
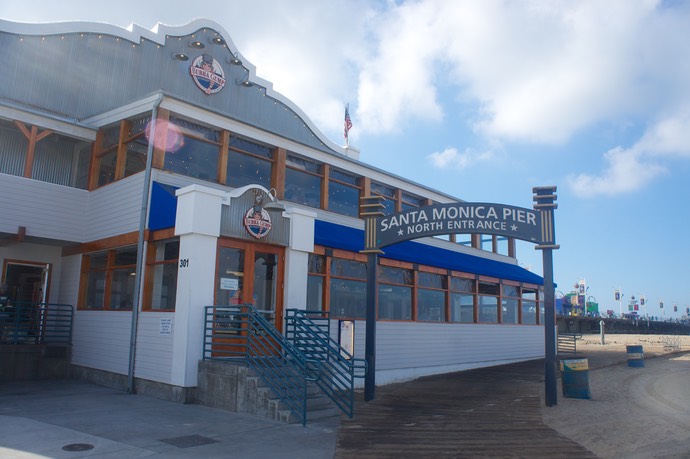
339, 320, 354, 359
220, 277, 239, 290
160, 318, 173, 335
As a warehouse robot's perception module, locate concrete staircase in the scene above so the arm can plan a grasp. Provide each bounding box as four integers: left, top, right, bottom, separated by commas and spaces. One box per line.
196, 360, 341, 424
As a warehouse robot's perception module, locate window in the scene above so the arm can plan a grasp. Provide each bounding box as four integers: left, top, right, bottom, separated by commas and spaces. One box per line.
401, 191, 425, 212
307, 254, 325, 310
285, 154, 322, 208
226, 136, 273, 190
522, 287, 538, 325
330, 258, 367, 319
328, 168, 360, 217
378, 265, 412, 320
501, 284, 520, 324
82, 246, 138, 310
370, 181, 396, 215
146, 239, 179, 311
417, 271, 446, 322
450, 276, 475, 323
96, 115, 151, 187
164, 116, 220, 181
478, 280, 499, 323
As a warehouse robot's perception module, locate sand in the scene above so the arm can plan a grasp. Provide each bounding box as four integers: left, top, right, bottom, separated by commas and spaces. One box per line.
542, 333, 690, 458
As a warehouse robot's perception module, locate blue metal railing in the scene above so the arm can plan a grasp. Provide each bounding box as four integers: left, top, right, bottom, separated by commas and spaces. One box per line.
0, 302, 73, 345
285, 309, 367, 419
202, 304, 319, 426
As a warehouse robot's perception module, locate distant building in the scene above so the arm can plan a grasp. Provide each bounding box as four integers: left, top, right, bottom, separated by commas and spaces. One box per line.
0, 19, 545, 400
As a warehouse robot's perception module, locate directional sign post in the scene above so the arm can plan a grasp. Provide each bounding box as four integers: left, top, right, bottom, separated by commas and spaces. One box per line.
361, 187, 560, 405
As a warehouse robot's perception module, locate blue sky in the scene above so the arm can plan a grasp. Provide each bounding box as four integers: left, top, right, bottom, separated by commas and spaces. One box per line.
2, 0, 688, 319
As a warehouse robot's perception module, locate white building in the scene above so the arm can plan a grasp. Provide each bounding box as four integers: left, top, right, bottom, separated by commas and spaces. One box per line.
0, 19, 545, 405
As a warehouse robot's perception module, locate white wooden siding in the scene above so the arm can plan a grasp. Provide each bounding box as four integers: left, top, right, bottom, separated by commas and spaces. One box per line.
0, 173, 87, 241
332, 321, 544, 386
56, 254, 81, 307
71, 311, 132, 375
85, 174, 145, 241
134, 313, 175, 384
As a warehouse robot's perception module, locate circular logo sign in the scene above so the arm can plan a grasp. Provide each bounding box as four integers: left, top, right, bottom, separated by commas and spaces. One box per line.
243, 206, 272, 239
190, 54, 226, 95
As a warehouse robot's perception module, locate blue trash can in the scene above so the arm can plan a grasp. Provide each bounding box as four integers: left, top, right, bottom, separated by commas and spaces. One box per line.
560, 358, 591, 399
626, 345, 644, 367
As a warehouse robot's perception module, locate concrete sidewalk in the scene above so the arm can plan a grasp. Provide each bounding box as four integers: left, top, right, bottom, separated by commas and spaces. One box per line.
0, 380, 339, 458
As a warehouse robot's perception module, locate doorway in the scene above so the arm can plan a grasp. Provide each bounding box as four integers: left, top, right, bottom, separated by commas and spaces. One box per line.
215, 239, 284, 331
2, 260, 50, 304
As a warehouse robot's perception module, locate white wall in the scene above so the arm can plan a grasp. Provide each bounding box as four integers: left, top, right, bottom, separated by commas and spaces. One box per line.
134, 312, 175, 383
333, 320, 544, 386
85, 173, 144, 240
71, 311, 132, 375
0, 173, 87, 241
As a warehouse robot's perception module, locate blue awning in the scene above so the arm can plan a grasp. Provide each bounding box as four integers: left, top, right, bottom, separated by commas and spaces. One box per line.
314, 220, 543, 285
148, 182, 178, 231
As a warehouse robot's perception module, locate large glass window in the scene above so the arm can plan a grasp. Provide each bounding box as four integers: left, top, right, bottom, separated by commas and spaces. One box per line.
450, 276, 475, 323
226, 136, 273, 189
82, 247, 137, 310
307, 254, 325, 310
146, 239, 179, 311
328, 168, 360, 217
522, 287, 538, 325
330, 258, 367, 319
370, 181, 396, 215
164, 116, 220, 181
378, 266, 412, 320
285, 154, 322, 208
401, 191, 425, 212
501, 284, 520, 324
417, 271, 446, 322
478, 280, 499, 323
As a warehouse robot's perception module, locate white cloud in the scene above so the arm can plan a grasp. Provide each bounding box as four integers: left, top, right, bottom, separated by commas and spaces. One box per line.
428, 147, 494, 170
568, 110, 690, 197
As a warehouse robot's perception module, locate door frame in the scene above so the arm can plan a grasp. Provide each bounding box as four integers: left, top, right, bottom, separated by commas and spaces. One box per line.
216, 238, 285, 332
2, 259, 51, 304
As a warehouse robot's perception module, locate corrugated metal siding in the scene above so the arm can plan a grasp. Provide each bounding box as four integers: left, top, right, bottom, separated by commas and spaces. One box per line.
134, 313, 174, 384
85, 174, 145, 241
0, 125, 28, 176
71, 311, 131, 374
0, 172, 87, 241
0, 26, 337, 155
220, 189, 290, 246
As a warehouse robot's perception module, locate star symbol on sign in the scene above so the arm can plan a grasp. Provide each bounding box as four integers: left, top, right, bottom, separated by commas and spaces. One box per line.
398, 229, 404, 236
511, 224, 518, 231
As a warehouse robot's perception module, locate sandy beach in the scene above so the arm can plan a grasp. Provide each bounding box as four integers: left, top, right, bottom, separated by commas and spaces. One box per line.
542, 333, 690, 458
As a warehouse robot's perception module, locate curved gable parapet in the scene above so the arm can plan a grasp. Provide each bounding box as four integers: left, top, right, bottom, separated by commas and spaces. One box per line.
0, 18, 346, 156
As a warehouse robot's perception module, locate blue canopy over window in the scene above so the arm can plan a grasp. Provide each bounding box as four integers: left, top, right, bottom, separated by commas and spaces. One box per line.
314, 220, 543, 285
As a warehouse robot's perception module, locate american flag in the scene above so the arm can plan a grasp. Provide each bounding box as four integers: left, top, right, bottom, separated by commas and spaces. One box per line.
344, 104, 353, 142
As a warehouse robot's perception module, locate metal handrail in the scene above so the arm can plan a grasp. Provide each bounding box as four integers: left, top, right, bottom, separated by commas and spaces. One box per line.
285, 309, 367, 419
0, 302, 73, 345
202, 304, 319, 426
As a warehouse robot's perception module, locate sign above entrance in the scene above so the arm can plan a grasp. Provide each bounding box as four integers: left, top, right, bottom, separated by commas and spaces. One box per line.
369, 202, 543, 250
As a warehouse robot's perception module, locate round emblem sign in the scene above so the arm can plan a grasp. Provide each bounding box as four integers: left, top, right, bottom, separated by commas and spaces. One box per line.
243, 206, 272, 239
190, 54, 226, 95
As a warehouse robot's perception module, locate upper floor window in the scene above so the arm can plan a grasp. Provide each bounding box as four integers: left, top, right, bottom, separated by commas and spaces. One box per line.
226, 136, 273, 190
164, 116, 220, 181
401, 191, 425, 212
285, 154, 322, 208
97, 115, 151, 187
328, 168, 360, 217
370, 181, 396, 215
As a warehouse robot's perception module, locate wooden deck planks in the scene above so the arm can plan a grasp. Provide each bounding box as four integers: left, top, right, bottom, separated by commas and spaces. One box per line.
335, 360, 597, 458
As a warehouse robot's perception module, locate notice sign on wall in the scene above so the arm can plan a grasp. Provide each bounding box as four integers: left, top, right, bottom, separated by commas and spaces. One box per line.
160, 318, 173, 336
220, 278, 239, 291
339, 320, 354, 359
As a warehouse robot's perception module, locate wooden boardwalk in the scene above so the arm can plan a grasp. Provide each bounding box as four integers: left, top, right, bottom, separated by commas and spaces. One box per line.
335, 360, 597, 458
